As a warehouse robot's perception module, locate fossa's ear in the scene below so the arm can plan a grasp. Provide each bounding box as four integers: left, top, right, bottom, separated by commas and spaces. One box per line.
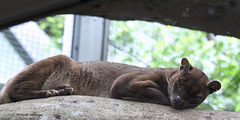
180, 58, 193, 73
207, 80, 221, 94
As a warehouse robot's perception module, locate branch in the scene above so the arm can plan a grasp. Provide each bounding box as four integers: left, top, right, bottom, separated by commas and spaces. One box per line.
109, 40, 150, 67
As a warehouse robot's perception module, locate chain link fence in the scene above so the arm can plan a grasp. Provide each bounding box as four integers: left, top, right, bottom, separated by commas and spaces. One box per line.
0, 15, 74, 86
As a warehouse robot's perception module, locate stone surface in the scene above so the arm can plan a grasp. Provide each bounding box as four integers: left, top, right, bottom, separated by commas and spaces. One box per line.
59, 0, 240, 38
0, 96, 239, 119
1, 0, 240, 38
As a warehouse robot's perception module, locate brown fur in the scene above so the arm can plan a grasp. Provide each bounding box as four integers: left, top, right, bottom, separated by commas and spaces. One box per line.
0, 55, 221, 109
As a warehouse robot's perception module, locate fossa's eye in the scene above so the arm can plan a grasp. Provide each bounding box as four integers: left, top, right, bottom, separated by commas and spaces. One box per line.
194, 95, 203, 98
179, 80, 183, 86
179, 80, 184, 88
193, 93, 203, 99
179, 77, 187, 86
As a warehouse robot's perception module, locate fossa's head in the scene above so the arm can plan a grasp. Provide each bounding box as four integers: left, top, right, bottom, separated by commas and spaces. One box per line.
169, 58, 221, 109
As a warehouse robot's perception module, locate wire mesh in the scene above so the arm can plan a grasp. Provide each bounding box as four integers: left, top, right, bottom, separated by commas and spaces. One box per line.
0, 15, 74, 84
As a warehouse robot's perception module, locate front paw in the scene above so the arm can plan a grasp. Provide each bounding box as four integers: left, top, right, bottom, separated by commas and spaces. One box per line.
57, 84, 74, 95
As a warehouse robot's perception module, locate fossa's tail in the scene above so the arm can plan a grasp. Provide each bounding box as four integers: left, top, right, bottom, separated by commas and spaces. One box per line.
0, 89, 3, 104
0, 83, 11, 105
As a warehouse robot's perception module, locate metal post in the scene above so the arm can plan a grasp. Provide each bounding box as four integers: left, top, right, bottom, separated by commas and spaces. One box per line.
71, 15, 109, 62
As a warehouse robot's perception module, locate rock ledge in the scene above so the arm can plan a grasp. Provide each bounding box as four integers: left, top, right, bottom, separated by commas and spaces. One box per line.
0, 96, 239, 119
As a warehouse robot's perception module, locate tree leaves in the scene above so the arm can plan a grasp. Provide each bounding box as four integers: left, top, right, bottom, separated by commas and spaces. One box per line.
36, 15, 65, 50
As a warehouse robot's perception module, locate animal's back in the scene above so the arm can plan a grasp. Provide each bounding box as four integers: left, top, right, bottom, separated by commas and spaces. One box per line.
0, 55, 145, 104
69, 61, 141, 97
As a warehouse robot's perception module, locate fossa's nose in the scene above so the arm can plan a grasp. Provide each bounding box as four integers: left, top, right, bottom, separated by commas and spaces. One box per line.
173, 96, 185, 109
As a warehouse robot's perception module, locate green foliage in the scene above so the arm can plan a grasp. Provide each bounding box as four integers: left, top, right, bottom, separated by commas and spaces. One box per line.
108, 20, 240, 112
37, 15, 65, 49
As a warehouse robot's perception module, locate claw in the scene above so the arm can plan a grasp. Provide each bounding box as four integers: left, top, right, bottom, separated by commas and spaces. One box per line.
48, 90, 59, 96
56, 84, 74, 95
